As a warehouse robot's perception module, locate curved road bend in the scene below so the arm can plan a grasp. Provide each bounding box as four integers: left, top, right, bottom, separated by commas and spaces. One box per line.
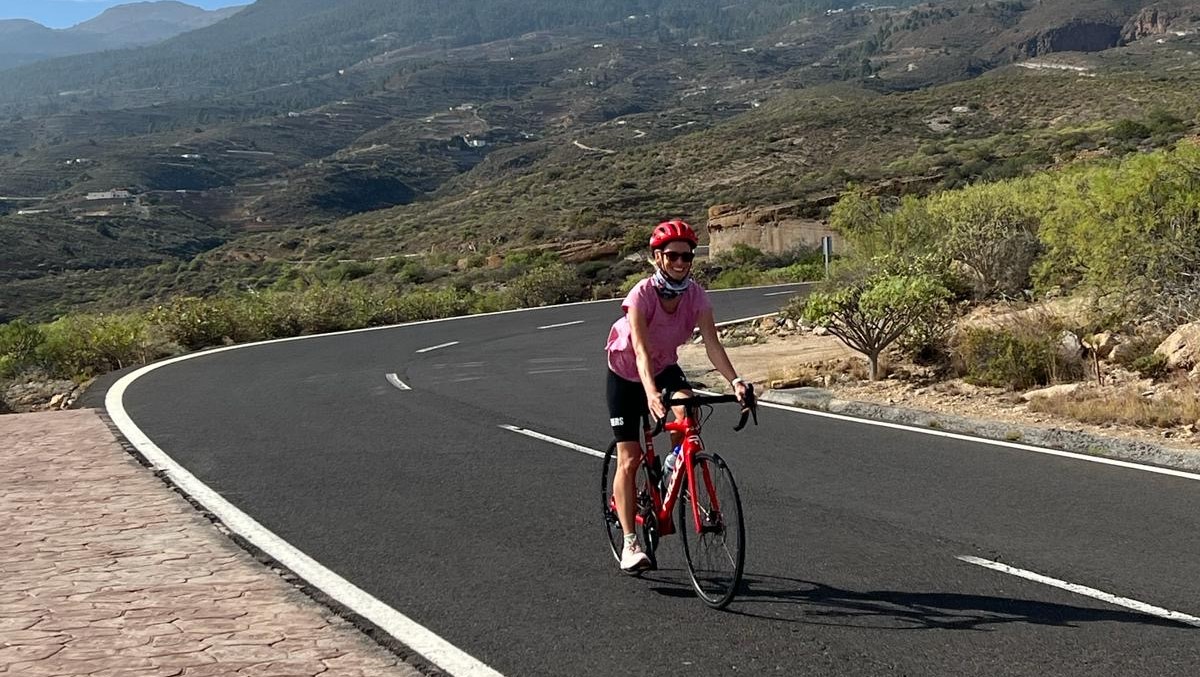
112, 283, 1199, 677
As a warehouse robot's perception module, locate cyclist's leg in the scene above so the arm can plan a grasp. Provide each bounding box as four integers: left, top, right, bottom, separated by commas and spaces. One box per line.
613, 439, 642, 535
607, 369, 651, 569
656, 364, 692, 448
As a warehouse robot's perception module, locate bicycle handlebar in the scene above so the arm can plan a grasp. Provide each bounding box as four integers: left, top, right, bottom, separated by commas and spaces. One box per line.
649, 384, 758, 436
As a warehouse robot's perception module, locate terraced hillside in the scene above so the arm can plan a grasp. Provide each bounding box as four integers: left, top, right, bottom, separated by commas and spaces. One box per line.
3, 0, 1199, 322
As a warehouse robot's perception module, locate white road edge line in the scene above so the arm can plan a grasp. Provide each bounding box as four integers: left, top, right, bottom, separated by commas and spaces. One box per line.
499, 425, 606, 458
714, 312, 776, 328
751, 397, 1200, 482
385, 373, 412, 391
416, 341, 459, 353
106, 368, 505, 677
957, 556, 1200, 627
537, 320, 585, 330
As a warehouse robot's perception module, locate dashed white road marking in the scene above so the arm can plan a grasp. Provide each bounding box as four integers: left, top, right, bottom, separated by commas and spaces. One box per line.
499, 425, 606, 458
416, 341, 459, 353
958, 556, 1200, 627
763, 290, 797, 297
385, 373, 412, 391
432, 361, 484, 369
528, 367, 590, 375
538, 320, 585, 330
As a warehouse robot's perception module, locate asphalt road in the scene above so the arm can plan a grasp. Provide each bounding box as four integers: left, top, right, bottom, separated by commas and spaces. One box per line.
113, 283, 1200, 677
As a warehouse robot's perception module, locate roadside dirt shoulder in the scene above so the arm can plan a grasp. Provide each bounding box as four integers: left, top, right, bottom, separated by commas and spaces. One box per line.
678, 331, 1200, 459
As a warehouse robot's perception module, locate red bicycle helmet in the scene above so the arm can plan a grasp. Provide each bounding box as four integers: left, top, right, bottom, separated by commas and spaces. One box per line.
649, 219, 698, 249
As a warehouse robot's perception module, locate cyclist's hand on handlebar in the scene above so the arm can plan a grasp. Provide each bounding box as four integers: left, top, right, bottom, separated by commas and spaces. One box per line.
647, 391, 668, 423
733, 380, 752, 405
733, 382, 758, 431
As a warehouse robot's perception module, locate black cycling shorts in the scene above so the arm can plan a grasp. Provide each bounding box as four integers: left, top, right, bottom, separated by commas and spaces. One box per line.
606, 364, 690, 443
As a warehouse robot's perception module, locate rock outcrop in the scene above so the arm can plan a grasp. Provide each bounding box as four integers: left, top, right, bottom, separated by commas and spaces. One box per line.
2, 377, 83, 414
1120, 3, 1200, 42
1018, 21, 1124, 57
1156, 322, 1200, 375
1123, 6, 1176, 41
706, 199, 840, 258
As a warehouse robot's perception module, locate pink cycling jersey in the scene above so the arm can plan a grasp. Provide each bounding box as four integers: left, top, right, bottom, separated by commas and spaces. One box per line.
606, 277, 712, 382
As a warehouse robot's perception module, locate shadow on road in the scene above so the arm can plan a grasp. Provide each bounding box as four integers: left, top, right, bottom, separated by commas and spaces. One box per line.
712, 574, 1194, 630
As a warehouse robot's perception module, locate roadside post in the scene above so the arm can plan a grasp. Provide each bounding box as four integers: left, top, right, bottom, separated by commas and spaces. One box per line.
821, 235, 833, 279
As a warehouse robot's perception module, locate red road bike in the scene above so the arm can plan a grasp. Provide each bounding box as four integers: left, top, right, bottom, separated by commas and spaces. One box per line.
601, 386, 757, 609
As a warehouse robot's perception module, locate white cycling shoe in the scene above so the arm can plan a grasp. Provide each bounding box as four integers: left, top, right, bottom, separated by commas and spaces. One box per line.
620, 542, 652, 573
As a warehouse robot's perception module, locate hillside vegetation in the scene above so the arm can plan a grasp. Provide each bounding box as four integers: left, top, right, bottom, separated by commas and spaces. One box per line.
2, 0, 1200, 332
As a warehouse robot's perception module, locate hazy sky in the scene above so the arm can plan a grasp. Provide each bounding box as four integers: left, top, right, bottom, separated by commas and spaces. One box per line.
0, 1, 250, 28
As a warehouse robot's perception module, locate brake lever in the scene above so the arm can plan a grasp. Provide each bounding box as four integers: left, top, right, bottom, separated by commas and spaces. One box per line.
733, 385, 758, 432
734, 410, 749, 432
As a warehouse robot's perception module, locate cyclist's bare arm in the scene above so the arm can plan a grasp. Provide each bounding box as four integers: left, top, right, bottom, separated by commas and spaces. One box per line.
696, 309, 750, 403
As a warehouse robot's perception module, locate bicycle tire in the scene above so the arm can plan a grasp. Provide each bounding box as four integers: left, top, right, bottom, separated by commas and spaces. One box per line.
678, 452, 745, 609
601, 440, 660, 568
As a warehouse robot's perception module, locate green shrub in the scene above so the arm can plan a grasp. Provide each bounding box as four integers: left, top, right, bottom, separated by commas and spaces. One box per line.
37, 314, 157, 379
709, 267, 759, 289
470, 289, 519, 314
1129, 352, 1169, 379
719, 244, 765, 268
621, 224, 654, 255
759, 244, 822, 270
233, 294, 302, 340
292, 286, 364, 333
1111, 332, 1167, 368
953, 325, 1082, 390
150, 297, 236, 350
802, 268, 952, 380
389, 288, 470, 321
505, 264, 583, 307
619, 272, 645, 294
0, 320, 45, 377
1110, 119, 1150, 141
762, 262, 824, 283
0, 355, 18, 379
576, 260, 610, 279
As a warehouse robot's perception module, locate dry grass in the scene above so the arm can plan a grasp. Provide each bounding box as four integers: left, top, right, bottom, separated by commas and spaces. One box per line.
1029, 382, 1200, 429
765, 356, 877, 386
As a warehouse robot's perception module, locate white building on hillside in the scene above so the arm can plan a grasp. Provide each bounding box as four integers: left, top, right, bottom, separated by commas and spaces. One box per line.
86, 190, 132, 201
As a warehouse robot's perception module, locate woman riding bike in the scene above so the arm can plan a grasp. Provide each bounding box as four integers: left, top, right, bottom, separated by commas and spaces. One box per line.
604, 219, 752, 572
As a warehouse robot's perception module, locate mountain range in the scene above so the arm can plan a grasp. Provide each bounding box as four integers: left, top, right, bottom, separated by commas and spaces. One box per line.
0, 1, 245, 71
1, 0, 1199, 322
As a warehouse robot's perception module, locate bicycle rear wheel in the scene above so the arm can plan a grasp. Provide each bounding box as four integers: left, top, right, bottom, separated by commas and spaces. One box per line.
601, 440, 660, 567
678, 452, 745, 609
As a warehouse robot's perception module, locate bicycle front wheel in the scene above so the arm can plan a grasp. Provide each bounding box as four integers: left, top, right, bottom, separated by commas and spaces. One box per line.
678, 452, 745, 609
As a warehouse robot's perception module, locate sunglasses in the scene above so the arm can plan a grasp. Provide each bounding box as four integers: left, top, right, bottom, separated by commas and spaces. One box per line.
662, 251, 695, 263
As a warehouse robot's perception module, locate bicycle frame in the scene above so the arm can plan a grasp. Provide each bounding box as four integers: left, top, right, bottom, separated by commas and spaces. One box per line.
634, 409, 721, 537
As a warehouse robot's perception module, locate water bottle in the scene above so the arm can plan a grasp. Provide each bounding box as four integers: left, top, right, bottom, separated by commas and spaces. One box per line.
663, 444, 681, 477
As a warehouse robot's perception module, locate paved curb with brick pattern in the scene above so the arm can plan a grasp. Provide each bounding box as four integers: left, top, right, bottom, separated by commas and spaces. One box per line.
0, 409, 428, 677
